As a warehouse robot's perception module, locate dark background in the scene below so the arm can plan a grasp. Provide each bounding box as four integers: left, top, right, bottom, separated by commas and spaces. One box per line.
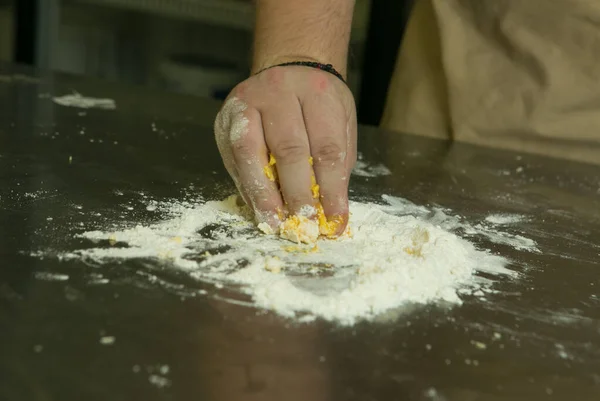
1, 0, 414, 126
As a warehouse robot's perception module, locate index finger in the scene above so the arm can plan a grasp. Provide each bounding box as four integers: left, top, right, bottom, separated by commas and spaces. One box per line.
216, 97, 286, 230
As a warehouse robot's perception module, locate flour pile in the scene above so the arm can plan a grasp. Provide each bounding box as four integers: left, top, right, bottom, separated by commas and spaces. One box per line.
57, 194, 517, 325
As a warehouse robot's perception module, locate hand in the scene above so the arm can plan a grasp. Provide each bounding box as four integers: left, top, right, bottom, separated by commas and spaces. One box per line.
214, 66, 357, 236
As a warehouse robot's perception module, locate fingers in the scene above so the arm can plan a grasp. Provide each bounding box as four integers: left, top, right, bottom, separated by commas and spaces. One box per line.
302, 92, 353, 235
261, 94, 317, 218
214, 96, 284, 229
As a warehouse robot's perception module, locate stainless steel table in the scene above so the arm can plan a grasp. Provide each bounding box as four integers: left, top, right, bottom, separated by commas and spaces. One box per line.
1, 63, 599, 401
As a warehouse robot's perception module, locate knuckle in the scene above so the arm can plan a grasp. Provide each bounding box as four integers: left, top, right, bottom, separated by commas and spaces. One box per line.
231, 137, 257, 161
312, 139, 344, 163
283, 193, 310, 208
262, 67, 284, 88
232, 81, 248, 98
273, 140, 308, 163
215, 98, 249, 133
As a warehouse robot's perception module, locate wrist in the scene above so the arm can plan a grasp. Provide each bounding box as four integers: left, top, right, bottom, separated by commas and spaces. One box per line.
251, 0, 353, 80
254, 60, 347, 84
252, 55, 319, 74
252, 54, 347, 79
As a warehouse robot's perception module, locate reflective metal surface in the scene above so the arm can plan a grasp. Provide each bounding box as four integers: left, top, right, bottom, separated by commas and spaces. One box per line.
1, 63, 599, 401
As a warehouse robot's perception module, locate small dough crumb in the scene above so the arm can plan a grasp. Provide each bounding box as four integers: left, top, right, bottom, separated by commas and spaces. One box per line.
258, 222, 274, 235
279, 215, 319, 244
263, 153, 277, 182
311, 176, 320, 199
283, 244, 319, 253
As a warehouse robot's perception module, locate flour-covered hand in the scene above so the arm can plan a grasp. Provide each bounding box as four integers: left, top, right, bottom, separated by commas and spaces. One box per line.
214, 66, 357, 235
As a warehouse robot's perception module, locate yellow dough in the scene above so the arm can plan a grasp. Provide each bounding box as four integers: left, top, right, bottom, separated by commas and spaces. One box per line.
260, 155, 348, 244
263, 153, 277, 182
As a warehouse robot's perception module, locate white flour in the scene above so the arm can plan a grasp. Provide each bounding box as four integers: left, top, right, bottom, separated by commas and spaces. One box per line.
52, 92, 116, 110
485, 214, 526, 225
54, 194, 528, 325
378, 195, 539, 252
214, 97, 248, 143
352, 153, 391, 177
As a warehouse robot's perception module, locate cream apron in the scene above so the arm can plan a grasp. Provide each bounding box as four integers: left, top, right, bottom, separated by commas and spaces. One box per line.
381, 0, 600, 165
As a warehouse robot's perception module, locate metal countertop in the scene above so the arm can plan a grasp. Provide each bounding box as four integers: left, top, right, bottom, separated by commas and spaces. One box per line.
1, 63, 599, 401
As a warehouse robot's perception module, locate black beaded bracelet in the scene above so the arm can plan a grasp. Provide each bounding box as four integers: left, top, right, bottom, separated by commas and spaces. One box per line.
255, 61, 346, 84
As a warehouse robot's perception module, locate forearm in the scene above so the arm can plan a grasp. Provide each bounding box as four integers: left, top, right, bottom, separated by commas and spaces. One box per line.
252, 0, 355, 78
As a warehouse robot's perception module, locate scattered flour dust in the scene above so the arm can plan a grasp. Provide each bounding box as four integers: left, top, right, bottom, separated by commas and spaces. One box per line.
352, 152, 392, 178
54, 194, 529, 325
485, 214, 526, 225
52, 92, 116, 110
